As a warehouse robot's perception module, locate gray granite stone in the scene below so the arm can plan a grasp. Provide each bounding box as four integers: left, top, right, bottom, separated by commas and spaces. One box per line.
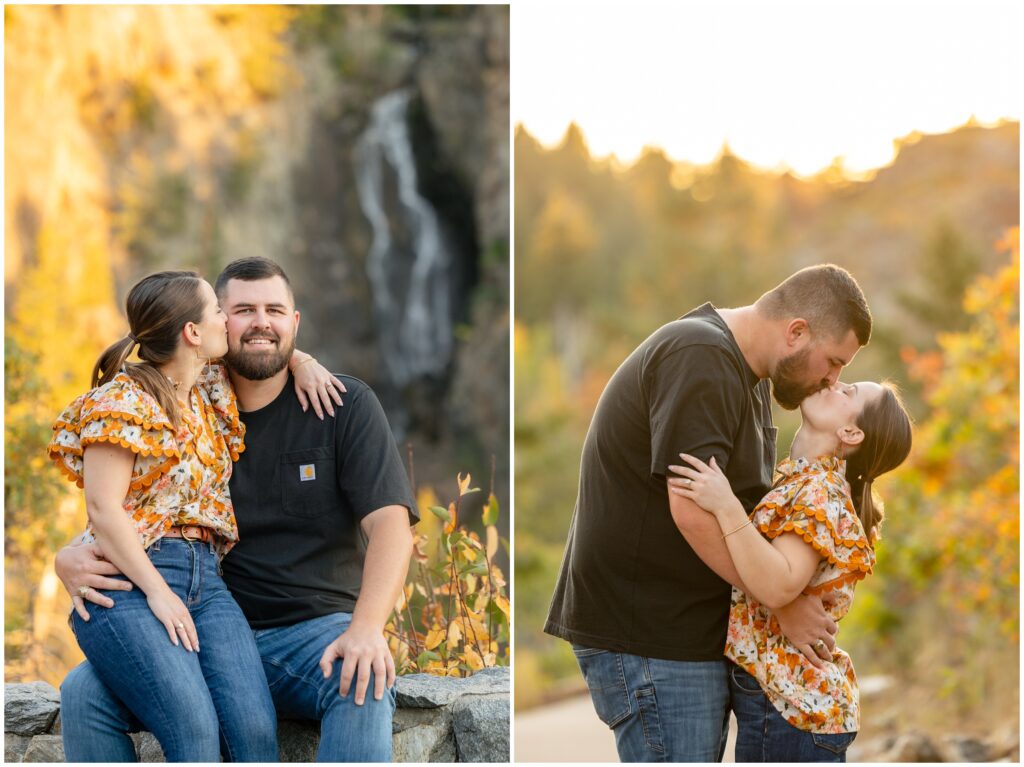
23, 735, 64, 762
4, 734, 32, 763
4, 683, 61, 736
393, 707, 455, 762
277, 719, 320, 762
395, 666, 510, 708
451, 693, 509, 763
5, 671, 512, 762
131, 731, 165, 762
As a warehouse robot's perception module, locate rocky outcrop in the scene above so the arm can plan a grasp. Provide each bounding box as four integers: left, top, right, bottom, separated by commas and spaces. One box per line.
849, 726, 1020, 763
4, 668, 509, 763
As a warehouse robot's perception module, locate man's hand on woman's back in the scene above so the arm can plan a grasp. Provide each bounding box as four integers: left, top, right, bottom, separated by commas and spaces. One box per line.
773, 594, 838, 668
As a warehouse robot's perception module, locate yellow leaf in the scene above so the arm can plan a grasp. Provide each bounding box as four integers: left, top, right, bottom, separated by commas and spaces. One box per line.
486, 525, 499, 559
448, 620, 463, 645
444, 501, 458, 534
462, 546, 477, 562
462, 614, 489, 642
457, 472, 472, 496
464, 648, 484, 671
493, 595, 510, 619
424, 627, 446, 651
465, 574, 478, 594
483, 652, 497, 667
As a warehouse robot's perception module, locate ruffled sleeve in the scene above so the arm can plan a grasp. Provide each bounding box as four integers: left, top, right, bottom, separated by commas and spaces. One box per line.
756, 476, 874, 579
197, 361, 245, 461
48, 375, 181, 491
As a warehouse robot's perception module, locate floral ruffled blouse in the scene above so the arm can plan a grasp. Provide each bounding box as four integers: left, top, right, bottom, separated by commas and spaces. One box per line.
725, 455, 875, 734
48, 363, 245, 559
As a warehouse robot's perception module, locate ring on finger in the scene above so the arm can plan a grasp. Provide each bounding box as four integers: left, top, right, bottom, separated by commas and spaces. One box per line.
814, 639, 828, 655
77, 585, 90, 597
684, 478, 692, 487
176, 622, 185, 630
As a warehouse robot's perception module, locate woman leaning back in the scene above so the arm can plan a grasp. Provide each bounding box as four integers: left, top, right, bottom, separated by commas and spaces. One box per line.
668, 380, 912, 762
48, 270, 341, 762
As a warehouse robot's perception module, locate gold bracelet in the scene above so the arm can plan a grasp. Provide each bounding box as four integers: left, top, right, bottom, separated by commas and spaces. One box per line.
722, 519, 753, 539
294, 356, 316, 370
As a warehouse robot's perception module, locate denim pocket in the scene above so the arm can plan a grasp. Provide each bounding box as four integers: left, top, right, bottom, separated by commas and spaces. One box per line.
811, 730, 857, 755
634, 686, 665, 754
730, 664, 765, 696
572, 646, 632, 728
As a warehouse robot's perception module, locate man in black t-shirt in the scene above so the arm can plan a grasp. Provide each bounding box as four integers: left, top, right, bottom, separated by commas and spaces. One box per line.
56, 258, 418, 762
545, 265, 872, 762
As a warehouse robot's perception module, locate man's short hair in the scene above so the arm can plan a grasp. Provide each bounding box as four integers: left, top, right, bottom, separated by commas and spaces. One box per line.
215, 257, 294, 302
756, 264, 872, 345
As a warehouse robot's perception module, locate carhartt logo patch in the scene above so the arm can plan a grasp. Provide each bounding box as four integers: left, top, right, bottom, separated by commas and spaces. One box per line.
300, 464, 316, 482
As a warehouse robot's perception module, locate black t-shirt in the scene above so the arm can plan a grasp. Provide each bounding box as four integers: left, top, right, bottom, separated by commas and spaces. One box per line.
222, 374, 418, 629
544, 304, 776, 660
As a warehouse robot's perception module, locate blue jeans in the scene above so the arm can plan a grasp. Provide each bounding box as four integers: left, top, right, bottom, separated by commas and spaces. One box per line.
572, 644, 730, 762
65, 538, 277, 762
730, 663, 856, 762
62, 609, 395, 762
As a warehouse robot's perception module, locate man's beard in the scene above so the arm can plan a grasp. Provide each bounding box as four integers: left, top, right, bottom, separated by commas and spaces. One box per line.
225, 331, 295, 381
770, 346, 823, 411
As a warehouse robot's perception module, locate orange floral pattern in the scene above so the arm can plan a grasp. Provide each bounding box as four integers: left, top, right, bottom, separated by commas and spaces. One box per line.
48, 363, 245, 558
725, 455, 875, 734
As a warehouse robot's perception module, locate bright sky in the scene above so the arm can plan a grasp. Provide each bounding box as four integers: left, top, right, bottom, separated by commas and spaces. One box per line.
513, 0, 1021, 175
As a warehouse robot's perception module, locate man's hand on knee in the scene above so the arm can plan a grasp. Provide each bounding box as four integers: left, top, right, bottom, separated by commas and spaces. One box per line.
55, 540, 130, 621
318, 621, 396, 705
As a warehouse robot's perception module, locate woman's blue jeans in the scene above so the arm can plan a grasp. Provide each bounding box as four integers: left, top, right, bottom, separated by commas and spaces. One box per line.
66, 537, 277, 762
730, 663, 856, 762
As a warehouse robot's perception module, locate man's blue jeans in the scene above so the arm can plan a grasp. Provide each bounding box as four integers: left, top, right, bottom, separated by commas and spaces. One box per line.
730, 663, 856, 762
66, 538, 277, 762
63, 605, 395, 761
572, 644, 730, 762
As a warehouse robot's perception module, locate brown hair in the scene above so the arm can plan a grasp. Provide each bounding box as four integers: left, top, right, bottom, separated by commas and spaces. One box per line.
91, 271, 207, 428
757, 264, 872, 346
214, 257, 293, 303
845, 382, 913, 542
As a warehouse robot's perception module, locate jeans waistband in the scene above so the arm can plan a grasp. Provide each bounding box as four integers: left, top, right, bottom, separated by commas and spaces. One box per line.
148, 536, 218, 557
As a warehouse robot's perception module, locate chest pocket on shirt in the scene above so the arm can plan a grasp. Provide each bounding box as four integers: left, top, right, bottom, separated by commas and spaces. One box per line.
280, 447, 335, 519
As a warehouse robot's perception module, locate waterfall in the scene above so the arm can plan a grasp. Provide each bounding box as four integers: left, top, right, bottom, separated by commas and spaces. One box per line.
353, 89, 453, 394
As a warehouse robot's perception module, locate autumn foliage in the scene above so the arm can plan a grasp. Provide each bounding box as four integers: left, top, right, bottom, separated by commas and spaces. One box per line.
387, 471, 510, 677
844, 227, 1019, 717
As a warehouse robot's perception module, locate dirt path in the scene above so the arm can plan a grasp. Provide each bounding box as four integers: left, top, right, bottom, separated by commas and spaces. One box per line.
514, 694, 738, 762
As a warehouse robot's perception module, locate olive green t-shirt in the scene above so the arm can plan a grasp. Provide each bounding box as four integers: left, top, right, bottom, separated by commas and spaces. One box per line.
544, 304, 776, 660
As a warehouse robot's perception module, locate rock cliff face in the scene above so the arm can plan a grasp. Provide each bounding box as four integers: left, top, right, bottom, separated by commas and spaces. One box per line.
4, 668, 510, 762
5, 5, 510, 501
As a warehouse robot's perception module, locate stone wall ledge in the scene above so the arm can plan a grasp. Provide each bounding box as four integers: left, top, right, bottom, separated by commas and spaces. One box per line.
4, 667, 509, 763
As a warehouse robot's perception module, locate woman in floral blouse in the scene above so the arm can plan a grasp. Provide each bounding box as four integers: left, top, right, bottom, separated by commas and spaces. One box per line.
48, 270, 340, 762
668, 380, 912, 762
